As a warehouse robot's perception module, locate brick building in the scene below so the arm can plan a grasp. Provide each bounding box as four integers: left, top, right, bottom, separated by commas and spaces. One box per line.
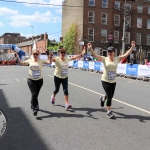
15, 33, 48, 56
62, 0, 150, 62
0, 33, 26, 57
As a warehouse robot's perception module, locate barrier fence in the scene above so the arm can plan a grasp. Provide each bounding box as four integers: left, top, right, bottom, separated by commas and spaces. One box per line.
68, 60, 150, 78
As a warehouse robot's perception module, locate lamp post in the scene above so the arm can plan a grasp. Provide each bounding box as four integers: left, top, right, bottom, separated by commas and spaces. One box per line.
31, 26, 34, 51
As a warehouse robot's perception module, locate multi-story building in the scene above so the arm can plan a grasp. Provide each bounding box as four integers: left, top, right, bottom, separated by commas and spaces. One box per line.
62, 0, 150, 62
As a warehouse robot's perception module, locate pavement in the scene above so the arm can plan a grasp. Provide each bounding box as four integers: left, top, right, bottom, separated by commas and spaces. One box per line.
0, 66, 150, 150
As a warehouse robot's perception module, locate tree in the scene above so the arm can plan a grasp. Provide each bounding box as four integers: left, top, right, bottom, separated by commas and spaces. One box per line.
63, 23, 77, 54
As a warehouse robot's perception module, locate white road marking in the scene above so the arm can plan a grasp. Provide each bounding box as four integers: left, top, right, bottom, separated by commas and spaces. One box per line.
48, 75, 150, 114
15, 78, 20, 82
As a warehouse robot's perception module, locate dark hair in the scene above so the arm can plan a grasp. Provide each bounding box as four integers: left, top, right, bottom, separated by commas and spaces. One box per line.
59, 48, 66, 52
145, 57, 148, 59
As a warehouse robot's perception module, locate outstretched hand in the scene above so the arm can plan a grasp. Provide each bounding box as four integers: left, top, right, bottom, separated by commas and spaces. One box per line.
87, 43, 92, 50
131, 41, 135, 48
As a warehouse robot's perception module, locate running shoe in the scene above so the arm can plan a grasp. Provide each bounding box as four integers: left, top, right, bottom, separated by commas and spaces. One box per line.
51, 95, 55, 104
100, 96, 105, 107
65, 104, 72, 110
107, 111, 115, 119
33, 109, 38, 116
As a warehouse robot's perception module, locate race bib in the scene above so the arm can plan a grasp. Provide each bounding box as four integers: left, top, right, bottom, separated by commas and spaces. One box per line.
61, 64, 68, 76
30, 64, 41, 79
108, 71, 116, 80
32, 70, 41, 79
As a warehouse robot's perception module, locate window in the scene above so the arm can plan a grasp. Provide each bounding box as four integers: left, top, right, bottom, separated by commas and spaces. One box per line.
89, 0, 95, 6
136, 33, 141, 45
102, 0, 108, 8
137, 18, 142, 28
147, 19, 150, 29
125, 32, 130, 44
88, 11, 95, 23
114, 31, 119, 43
137, 6, 143, 13
114, 1, 120, 9
88, 28, 94, 42
148, 7, 150, 14
147, 34, 150, 45
126, 16, 131, 27
101, 13, 107, 24
101, 29, 107, 43
126, 3, 131, 11
114, 14, 120, 26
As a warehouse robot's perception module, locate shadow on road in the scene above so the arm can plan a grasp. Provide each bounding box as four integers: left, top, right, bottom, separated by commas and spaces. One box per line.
113, 111, 150, 122
36, 104, 107, 120
0, 84, 7, 86
0, 89, 53, 150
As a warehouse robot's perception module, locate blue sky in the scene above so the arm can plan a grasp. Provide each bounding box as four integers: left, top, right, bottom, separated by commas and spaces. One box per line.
0, 0, 64, 41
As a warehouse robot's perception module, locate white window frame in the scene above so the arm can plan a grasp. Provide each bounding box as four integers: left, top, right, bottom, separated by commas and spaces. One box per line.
101, 13, 107, 25
147, 34, 150, 45
125, 32, 130, 44
137, 18, 142, 28
88, 28, 94, 42
114, 1, 120, 9
147, 19, 150, 29
136, 33, 141, 45
88, 11, 95, 23
102, 0, 108, 8
114, 14, 120, 26
126, 16, 131, 27
101, 29, 107, 43
126, 3, 131, 11
137, 6, 143, 13
148, 7, 150, 14
89, 0, 95, 6
114, 31, 119, 43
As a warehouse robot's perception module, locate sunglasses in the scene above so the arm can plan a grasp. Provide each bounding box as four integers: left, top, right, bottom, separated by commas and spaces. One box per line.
33, 53, 38, 56
61, 52, 66, 54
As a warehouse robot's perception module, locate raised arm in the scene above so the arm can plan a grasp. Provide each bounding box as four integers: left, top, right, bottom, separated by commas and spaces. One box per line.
87, 43, 102, 61
119, 41, 135, 60
71, 50, 85, 60
15, 53, 28, 66
44, 51, 53, 64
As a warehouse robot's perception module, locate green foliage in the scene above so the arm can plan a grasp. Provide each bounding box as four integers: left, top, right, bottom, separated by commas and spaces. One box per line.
63, 23, 77, 54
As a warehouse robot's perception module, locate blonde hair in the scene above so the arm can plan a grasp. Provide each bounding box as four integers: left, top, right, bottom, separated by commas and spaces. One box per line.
32, 49, 40, 55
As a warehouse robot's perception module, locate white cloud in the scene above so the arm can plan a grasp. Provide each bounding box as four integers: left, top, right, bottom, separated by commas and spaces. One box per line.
0, 22, 5, 26
0, 7, 18, 16
10, 11, 61, 28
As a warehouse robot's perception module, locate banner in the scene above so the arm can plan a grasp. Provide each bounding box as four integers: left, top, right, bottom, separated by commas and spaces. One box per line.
83, 61, 89, 69
73, 60, 78, 68
78, 61, 83, 68
117, 63, 127, 74
69, 61, 73, 67
89, 62, 94, 69
126, 64, 138, 76
137, 65, 150, 76
94, 62, 100, 71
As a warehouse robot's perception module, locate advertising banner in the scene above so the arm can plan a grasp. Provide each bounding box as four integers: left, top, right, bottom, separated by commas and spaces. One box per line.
117, 63, 127, 74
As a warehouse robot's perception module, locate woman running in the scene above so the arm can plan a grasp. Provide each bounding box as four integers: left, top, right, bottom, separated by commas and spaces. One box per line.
51, 48, 85, 110
15, 50, 52, 116
88, 41, 135, 119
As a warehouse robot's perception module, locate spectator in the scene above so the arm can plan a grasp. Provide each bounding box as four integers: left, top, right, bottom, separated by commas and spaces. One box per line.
130, 54, 137, 64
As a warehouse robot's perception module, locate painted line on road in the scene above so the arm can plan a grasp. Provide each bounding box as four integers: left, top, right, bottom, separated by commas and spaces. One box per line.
48, 75, 150, 114
15, 78, 20, 82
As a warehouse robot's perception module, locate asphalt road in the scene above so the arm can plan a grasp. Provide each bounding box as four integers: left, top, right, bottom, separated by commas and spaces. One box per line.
0, 66, 150, 150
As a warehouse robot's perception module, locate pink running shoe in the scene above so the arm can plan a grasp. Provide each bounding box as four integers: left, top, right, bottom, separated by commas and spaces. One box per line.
51, 95, 55, 104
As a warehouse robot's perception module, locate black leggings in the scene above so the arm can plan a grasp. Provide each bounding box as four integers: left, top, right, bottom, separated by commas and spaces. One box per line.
53, 76, 68, 95
27, 78, 43, 109
102, 81, 116, 106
